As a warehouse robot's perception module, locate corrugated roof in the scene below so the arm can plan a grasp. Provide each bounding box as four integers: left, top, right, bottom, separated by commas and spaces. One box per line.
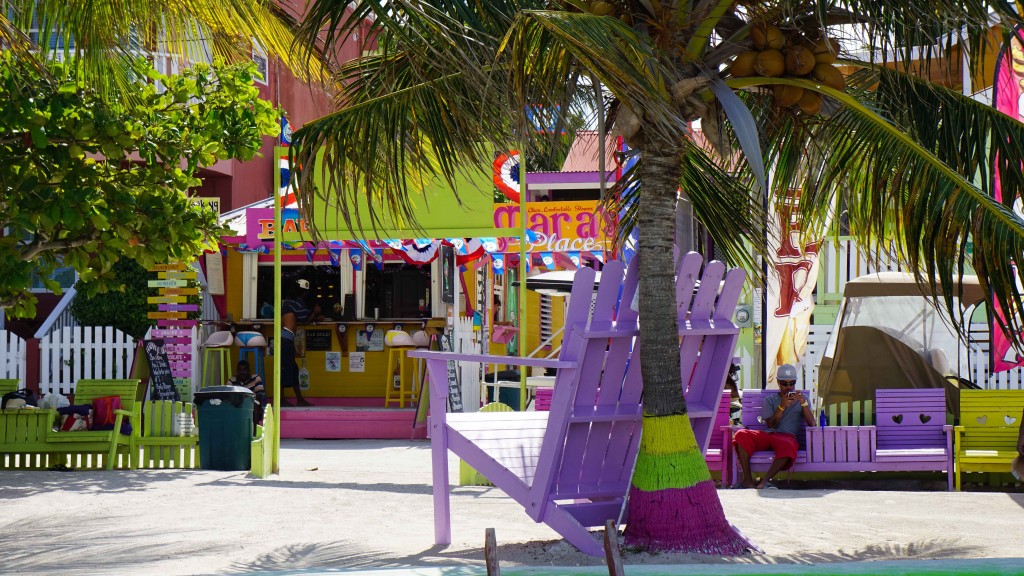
560, 130, 618, 172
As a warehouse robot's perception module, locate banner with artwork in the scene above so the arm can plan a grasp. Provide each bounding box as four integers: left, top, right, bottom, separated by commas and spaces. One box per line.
990, 25, 1024, 373
765, 189, 830, 387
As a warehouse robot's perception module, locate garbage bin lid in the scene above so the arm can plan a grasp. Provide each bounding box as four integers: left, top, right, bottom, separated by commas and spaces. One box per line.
195, 385, 254, 396
194, 385, 254, 407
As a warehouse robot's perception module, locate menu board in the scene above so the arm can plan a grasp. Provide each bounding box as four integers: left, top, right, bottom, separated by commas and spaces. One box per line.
143, 339, 179, 401
305, 329, 333, 351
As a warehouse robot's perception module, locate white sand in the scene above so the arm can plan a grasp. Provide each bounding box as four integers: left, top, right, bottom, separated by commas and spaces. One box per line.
1, 439, 1022, 575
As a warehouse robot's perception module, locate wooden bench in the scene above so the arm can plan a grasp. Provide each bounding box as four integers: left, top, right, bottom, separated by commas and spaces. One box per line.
954, 390, 1024, 490
137, 400, 199, 469
873, 388, 953, 491
1, 379, 143, 470
731, 388, 954, 489
703, 391, 732, 483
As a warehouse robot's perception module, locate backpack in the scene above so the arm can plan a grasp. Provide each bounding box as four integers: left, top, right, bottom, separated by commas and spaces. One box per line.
1, 389, 38, 409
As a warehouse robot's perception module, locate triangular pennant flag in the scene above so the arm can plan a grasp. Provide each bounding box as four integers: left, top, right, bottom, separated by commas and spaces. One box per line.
306, 248, 316, 263
524, 229, 539, 243
568, 251, 581, 269
480, 238, 499, 253
492, 253, 505, 275
592, 250, 604, 263
349, 249, 363, 271
328, 248, 341, 267
372, 248, 384, 269
540, 251, 554, 270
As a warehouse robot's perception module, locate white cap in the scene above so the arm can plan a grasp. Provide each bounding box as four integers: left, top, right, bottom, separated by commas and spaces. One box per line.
297, 279, 310, 289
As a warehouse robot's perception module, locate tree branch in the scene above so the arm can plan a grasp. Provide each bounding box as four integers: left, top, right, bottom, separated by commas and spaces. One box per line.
19, 237, 92, 261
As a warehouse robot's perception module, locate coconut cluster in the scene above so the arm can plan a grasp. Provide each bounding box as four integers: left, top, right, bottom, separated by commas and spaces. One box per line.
730, 23, 844, 115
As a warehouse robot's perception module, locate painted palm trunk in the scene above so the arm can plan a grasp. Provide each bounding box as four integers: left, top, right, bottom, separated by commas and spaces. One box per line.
623, 414, 752, 553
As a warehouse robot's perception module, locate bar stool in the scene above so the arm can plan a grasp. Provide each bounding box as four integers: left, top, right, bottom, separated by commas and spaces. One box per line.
202, 330, 234, 388
235, 331, 268, 382
383, 330, 419, 408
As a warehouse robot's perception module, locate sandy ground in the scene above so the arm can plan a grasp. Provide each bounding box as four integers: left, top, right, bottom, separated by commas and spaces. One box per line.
1, 438, 1024, 575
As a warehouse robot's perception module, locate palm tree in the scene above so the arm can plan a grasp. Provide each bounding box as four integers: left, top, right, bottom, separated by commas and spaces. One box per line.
290, 1, 1024, 553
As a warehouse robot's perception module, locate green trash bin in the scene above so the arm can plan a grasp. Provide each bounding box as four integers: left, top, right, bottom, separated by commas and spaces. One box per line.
195, 385, 253, 471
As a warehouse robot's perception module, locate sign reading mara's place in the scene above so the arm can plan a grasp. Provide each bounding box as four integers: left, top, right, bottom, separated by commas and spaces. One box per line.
244, 201, 614, 253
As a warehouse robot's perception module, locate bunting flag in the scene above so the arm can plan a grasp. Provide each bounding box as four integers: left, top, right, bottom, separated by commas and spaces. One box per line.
539, 251, 554, 270
480, 237, 499, 253
328, 248, 341, 267
414, 238, 433, 248
372, 248, 385, 269
568, 251, 581, 268
305, 248, 316, 263
492, 253, 506, 275
492, 151, 521, 203
384, 239, 404, 250
455, 238, 485, 265
398, 241, 439, 265
349, 249, 363, 271
524, 229, 539, 243
592, 250, 604, 263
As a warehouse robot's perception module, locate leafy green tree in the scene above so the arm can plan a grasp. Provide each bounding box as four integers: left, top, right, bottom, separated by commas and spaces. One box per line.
288, 1, 1024, 553
0, 54, 277, 317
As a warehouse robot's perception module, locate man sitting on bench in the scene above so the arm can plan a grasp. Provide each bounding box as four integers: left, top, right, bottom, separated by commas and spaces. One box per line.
732, 364, 816, 489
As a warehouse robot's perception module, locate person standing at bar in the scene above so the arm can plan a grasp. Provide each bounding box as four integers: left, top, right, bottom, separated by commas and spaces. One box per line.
280, 278, 320, 406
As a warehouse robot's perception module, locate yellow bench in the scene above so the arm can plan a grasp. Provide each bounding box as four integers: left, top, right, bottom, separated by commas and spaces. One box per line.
954, 390, 1024, 491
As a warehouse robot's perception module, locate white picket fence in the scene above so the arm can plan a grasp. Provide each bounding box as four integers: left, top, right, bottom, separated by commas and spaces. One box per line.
38, 327, 136, 395
816, 237, 904, 304
0, 330, 27, 384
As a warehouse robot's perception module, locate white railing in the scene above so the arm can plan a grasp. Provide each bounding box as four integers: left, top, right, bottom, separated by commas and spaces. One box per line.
38, 326, 136, 396
816, 237, 905, 302
0, 330, 27, 384
33, 286, 80, 339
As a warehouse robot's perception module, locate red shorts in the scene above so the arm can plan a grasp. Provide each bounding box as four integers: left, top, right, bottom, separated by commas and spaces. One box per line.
732, 429, 799, 469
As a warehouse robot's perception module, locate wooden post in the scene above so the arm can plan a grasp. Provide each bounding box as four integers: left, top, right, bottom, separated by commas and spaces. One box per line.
484, 527, 500, 576
604, 520, 624, 576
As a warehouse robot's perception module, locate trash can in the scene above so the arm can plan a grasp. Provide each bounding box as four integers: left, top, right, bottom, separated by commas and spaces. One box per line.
194, 386, 254, 471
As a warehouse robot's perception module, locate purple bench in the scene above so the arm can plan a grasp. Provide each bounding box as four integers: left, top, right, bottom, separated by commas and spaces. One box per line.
728, 388, 953, 490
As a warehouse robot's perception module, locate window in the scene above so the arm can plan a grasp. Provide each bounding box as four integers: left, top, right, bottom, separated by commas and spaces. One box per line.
255, 265, 341, 319
363, 264, 432, 319
30, 266, 77, 292
252, 44, 268, 86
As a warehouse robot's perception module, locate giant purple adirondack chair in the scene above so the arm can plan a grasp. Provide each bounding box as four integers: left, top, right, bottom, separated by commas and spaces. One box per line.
411, 254, 745, 556
676, 252, 746, 454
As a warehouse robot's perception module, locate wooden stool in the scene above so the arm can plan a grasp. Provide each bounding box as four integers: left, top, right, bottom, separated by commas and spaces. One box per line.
384, 346, 419, 408
202, 331, 234, 388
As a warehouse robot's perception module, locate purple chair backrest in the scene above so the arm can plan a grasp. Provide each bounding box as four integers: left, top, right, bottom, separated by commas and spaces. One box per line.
875, 388, 946, 450
532, 259, 643, 507
677, 252, 746, 452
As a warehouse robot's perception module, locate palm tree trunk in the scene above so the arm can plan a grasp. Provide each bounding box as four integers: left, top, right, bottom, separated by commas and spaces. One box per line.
623, 145, 751, 554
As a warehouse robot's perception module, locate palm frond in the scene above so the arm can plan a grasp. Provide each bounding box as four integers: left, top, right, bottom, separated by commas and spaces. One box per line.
4, 0, 322, 100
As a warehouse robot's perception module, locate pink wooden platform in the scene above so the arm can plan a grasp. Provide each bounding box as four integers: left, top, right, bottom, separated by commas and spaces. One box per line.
278, 398, 427, 439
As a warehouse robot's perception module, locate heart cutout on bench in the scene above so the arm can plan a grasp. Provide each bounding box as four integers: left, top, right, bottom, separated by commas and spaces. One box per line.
1006, 415, 1018, 426
919, 414, 931, 424
891, 414, 903, 424
976, 415, 987, 425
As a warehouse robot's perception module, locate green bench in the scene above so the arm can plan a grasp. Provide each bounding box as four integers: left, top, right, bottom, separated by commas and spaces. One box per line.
954, 389, 1024, 490
0, 379, 143, 470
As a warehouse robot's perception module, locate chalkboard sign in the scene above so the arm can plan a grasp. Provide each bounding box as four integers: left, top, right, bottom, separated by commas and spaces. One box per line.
305, 329, 333, 351
143, 339, 179, 401
441, 331, 463, 412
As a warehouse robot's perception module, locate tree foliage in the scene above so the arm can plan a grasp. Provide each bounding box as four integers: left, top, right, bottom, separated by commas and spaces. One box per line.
0, 54, 277, 317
